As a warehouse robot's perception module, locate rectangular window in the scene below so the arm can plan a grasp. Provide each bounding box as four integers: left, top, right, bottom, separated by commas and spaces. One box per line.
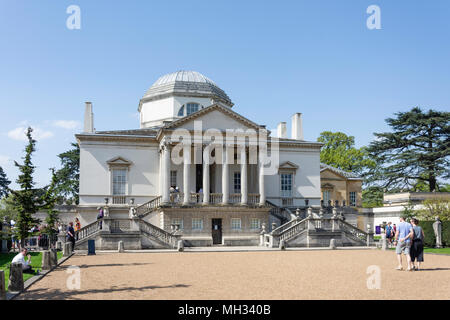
172, 218, 183, 230
170, 170, 177, 188
231, 218, 242, 230
233, 172, 241, 193
280, 173, 293, 197
192, 218, 203, 230
323, 190, 331, 205
112, 169, 127, 195
250, 218, 261, 230
349, 192, 356, 206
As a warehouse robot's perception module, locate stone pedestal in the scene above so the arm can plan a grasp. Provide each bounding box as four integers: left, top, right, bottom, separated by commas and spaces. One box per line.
63, 242, 72, 257
118, 241, 124, 253
329, 238, 336, 250
381, 234, 387, 251
0, 270, 6, 300
177, 240, 184, 252
42, 251, 52, 270
8, 263, 24, 292
1, 240, 7, 253
50, 249, 58, 267
56, 241, 62, 250
279, 239, 286, 250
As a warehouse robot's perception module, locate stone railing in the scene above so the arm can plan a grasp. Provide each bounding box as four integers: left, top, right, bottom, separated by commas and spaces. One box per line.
278, 219, 308, 242
136, 196, 162, 218
338, 219, 369, 243
210, 193, 223, 204
271, 217, 304, 236
266, 216, 372, 247
75, 219, 103, 243
138, 220, 178, 248
229, 193, 241, 204
112, 195, 127, 205
248, 194, 260, 205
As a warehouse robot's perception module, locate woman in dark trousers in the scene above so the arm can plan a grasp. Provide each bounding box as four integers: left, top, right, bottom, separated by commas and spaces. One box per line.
410, 218, 425, 271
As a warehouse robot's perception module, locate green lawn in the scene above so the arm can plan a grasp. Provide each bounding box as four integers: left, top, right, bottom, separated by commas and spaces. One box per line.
388, 246, 450, 255
1, 251, 63, 291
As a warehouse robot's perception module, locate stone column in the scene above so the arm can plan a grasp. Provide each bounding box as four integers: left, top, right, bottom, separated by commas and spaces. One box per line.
258, 160, 266, 206
161, 139, 171, 204
222, 144, 230, 205
183, 144, 191, 205
202, 145, 210, 205
240, 146, 248, 205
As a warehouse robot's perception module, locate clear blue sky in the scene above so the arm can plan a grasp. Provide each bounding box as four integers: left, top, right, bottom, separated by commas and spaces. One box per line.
1, 0, 449, 189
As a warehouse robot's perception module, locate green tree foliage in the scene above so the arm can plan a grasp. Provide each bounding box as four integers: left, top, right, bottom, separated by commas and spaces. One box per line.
318, 131, 376, 175
416, 199, 450, 221
362, 186, 384, 208
366, 107, 450, 192
54, 143, 80, 205
0, 166, 11, 199
42, 169, 60, 236
10, 127, 42, 246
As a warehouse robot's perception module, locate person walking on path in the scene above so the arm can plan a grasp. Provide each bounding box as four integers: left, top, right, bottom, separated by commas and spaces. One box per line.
385, 222, 394, 247
393, 216, 413, 271
67, 222, 75, 252
410, 218, 425, 271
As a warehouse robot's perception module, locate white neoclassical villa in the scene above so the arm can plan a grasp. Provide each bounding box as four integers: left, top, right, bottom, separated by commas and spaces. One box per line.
74, 71, 371, 249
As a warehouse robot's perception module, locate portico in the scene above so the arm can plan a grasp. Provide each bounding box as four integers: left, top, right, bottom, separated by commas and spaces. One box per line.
159, 139, 264, 207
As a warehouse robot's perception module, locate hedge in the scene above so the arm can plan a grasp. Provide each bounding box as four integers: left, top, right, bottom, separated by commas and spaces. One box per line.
419, 221, 449, 247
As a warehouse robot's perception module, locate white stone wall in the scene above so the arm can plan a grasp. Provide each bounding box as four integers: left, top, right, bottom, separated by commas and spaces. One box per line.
79, 140, 160, 207
266, 148, 321, 207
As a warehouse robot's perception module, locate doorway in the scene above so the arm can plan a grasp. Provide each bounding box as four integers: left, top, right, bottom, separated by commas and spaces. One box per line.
212, 218, 222, 245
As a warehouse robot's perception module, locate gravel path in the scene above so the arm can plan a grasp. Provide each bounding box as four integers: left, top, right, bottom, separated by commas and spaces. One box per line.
17, 250, 450, 300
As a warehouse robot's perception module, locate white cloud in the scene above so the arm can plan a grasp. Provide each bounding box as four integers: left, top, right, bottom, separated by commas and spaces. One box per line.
0, 155, 10, 167
7, 127, 54, 141
53, 120, 81, 130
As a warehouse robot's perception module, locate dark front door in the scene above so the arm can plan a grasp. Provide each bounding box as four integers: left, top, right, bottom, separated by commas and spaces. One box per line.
212, 219, 222, 245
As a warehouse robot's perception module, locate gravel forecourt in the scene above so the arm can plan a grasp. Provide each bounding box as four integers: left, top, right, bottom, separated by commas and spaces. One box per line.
17, 250, 450, 300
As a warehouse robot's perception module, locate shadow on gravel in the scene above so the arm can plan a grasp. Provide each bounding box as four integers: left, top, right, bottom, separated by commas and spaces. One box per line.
18, 283, 191, 300
75, 262, 153, 268
417, 267, 450, 272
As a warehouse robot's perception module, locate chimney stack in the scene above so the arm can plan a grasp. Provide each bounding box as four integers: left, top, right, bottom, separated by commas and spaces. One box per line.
291, 113, 303, 140
277, 122, 287, 138
84, 102, 94, 133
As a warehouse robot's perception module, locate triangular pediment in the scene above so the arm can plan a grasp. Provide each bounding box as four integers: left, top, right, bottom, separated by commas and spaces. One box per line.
159, 104, 264, 134
278, 161, 299, 170
106, 156, 133, 167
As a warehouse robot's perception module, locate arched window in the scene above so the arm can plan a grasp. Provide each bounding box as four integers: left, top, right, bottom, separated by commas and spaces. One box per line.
177, 105, 185, 116
177, 103, 202, 117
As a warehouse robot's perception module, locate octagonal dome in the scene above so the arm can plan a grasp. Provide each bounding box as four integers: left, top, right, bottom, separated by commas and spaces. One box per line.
142, 70, 233, 106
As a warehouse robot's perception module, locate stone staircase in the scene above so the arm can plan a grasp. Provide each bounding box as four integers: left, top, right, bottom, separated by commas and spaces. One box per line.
74, 216, 179, 250
135, 196, 162, 218
266, 200, 292, 225
263, 208, 374, 248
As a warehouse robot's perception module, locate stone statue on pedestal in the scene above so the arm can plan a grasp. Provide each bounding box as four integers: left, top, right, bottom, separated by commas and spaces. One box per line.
433, 216, 442, 248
